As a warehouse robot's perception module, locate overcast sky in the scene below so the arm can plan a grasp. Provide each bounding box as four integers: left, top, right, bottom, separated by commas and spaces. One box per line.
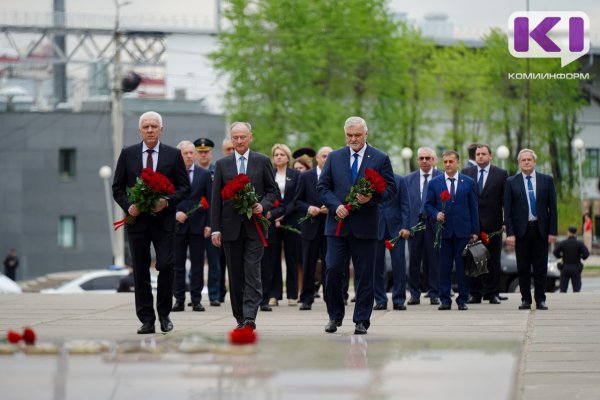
2, 0, 599, 32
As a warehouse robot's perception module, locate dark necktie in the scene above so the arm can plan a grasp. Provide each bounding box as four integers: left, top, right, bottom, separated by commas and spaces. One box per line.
351, 153, 359, 184
420, 173, 430, 213
239, 156, 246, 174
146, 149, 154, 171
526, 175, 537, 217
478, 169, 485, 192
449, 177, 456, 200
189, 168, 193, 184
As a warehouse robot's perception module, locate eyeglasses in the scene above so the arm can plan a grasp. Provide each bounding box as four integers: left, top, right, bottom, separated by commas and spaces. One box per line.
418, 156, 432, 161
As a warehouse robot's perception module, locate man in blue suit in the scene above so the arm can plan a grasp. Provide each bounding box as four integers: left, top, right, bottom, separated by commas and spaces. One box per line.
374, 173, 411, 310
405, 147, 442, 305
504, 149, 557, 310
172, 141, 212, 312
317, 116, 396, 335
425, 150, 479, 310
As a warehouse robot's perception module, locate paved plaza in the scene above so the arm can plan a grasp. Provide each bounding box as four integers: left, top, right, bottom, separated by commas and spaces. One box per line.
0, 292, 599, 399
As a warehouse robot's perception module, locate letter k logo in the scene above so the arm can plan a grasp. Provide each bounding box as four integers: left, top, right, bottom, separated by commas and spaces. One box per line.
514, 17, 561, 52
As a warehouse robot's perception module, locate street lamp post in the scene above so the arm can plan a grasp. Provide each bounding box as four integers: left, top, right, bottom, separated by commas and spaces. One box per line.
99, 165, 116, 264
401, 147, 413, 174
496, 145, 510, 171
573, 138, 585, 213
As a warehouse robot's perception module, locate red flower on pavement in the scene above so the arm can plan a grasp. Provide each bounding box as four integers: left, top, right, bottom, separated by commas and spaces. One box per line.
6, 330, 22, 344
229, 326, 257, 345
22, 327, 36, 345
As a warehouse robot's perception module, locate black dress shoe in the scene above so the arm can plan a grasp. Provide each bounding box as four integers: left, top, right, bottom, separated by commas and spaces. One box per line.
438, 303, 451, 310
192, 303, 205, 312
210, 301, 221, 307
467, 296, 482, 304
243, 318, 256, 330
235, 321, 244, 330
498, 295, 508, 301
458, 303, 468, 311
430, 297, 440, 305
137, 322, 155, 334
393, 304, 407, 310
299, 303, 312, 310
373, 303, 387, 310
260, 304, 272, 312
187, 302, 193, 306
314, 293, 321, 298
159, 316, 173, 332
171, 302, 185, 312
407, 298, 420, 305
536, 302, 548, 310
518, 301, 532, 310
325, 320, 342, 333
489, 295, 501, 304
354, 322, 367, 335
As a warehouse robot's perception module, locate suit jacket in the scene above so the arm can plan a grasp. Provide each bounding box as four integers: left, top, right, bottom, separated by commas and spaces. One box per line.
211, 150, 278, 241
406, 168, 443, 228
424, 173, 479, 239
504, 171, 558, 239
294, 168, 326, 240
270, 167, 301, 227
317, 144, 396, 239
378, 174, 410, 240
112, 142, 190, 233
462, 165, 507, 232
175, 165, 212, 235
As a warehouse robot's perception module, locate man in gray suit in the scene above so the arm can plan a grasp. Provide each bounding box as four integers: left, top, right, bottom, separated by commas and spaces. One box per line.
211, 122, 278, 330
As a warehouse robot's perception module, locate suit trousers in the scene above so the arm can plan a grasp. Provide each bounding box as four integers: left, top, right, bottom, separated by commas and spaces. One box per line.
300, 235, 327, 305
469, 234, 502, 299
408, 218, 439, 299
375, 236, 407, 306
173, 231, 206, 303
219, 247, 228, 301
326, 235, 376, 328
439, 236, 471, 306
223, 227, 264, 323
560, 264, 582, 292
515, 223, 549, 304
204, 238, 222, 302
127, 221, 174, 324
271, 228, 299, 300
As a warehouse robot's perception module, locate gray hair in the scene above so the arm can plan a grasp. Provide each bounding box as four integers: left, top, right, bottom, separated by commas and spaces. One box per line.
344, 116, 368, 133
229, 121, 252, 133
517, 148, 537, 161
176, 140, 194, 150
139, 111, 163, 128
417, 146, 437, 159
317, 146, 333, 156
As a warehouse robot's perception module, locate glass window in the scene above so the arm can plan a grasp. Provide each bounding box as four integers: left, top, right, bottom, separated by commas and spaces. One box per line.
584, 148, 599, 178
59, 148, 76, 179
58, 216, 76, 248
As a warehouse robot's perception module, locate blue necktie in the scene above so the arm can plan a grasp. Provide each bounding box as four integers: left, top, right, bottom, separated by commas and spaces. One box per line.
478, 169, 485, 193
189, 169, 193, 184
527, 175, 537, 217
449, 177, 456, 200
351, 153, 359, 184
420, 173, 430, 213
239, 156, 246, 174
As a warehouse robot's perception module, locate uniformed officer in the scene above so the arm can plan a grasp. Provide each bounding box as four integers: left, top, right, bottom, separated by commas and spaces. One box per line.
553, 226, 590, 293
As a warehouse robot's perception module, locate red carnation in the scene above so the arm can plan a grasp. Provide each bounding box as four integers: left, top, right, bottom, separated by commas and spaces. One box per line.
201, 196, 209, 209
274, 200, 280, 208
440, 190, 451, 202
22, 327, 36, 345
229, 326, 257, 345
344, 204, 352, 211
384, 239, 394, 250
6, 330, 22, 344
364, 168, 386, 194
481, 231, 489, 246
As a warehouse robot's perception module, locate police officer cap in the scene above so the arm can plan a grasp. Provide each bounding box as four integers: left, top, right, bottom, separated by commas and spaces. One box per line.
568, 226, 577, 234
292, 147, 316, 159
194, 138, 214, 151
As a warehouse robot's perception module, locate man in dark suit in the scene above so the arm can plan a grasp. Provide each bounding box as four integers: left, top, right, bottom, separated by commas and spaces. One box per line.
172, 140, 212, 312
374, 173, 410, 310
112, 111, 190, 334
405, 147, 442, 305
295, 146, 333, 310
462, 144, 508, 304
425, 150, 479, 310
317, 116, 396, 335
211, 122, 278, 330
504, 149, 557, 310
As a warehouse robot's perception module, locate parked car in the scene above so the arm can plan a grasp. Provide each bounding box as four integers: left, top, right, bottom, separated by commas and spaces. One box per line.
0, 274, 22, 294
41, 269, 157, 294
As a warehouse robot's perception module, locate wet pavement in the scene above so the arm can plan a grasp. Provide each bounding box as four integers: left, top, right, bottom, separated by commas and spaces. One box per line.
0, 292, 599, 399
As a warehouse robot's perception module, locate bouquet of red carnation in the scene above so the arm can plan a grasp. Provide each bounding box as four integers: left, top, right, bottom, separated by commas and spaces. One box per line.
221, 173, 271, 246
335, 168, 387, 236
481, 229, 503, 245
433, 190, 452, 250
114, 168, 175, 230
384, 221, 427, 250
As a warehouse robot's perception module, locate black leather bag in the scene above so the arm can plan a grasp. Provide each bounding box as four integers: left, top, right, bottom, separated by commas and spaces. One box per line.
462, 240, 490, 277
